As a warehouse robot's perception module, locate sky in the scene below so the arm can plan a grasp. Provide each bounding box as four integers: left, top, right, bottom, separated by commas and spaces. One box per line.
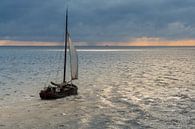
0, 0, 195, 46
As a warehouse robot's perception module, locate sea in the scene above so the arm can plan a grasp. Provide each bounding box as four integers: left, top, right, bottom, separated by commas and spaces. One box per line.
0, 46, 195, 129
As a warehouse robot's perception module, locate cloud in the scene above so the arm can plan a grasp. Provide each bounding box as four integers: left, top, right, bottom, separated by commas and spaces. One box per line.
0, 0, 195, 45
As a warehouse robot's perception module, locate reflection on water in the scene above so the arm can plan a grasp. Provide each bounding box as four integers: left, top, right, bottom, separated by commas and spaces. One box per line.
0, 46, 195, 129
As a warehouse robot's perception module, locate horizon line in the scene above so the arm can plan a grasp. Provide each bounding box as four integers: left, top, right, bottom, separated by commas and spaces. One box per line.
0, 39, 195, 47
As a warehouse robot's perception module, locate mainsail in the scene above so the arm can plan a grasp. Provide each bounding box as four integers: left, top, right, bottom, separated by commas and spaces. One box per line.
68, 33, 78, 80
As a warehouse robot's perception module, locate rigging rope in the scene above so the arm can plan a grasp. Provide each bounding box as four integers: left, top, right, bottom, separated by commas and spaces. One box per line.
55, 46, 63, 82
44, 47, 61, 86
44, 0, 71, 86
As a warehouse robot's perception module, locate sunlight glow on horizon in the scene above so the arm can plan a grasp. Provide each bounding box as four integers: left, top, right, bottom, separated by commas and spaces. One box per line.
0, 38, 195, 46
0, 40, 61, 46
94, 37, 195, 46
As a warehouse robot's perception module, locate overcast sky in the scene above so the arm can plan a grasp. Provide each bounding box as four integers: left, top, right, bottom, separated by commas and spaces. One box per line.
0, 0, 195, 45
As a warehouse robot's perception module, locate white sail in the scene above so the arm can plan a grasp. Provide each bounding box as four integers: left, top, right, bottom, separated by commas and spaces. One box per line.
68, 33, 78, 80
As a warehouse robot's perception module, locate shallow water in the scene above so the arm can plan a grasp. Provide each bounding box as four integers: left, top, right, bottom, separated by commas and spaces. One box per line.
0, 46, 195, 129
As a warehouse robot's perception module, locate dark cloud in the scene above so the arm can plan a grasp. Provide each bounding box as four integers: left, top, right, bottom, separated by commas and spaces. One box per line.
0, 0, 195, 44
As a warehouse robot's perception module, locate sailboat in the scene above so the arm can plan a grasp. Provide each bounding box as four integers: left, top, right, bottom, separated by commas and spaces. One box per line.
39, 8, 78, 100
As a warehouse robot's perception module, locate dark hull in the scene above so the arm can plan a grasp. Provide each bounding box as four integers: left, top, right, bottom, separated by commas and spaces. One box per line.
39, 84, 78, 100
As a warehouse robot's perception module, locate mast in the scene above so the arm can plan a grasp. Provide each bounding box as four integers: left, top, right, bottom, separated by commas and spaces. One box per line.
63, 8, 68, 83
